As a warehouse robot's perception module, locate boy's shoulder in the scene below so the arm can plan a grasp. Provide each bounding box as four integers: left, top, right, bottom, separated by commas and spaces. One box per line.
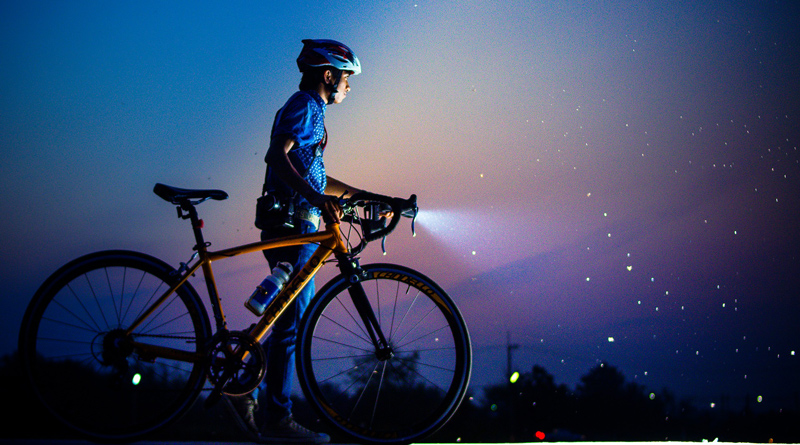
289, 90, 318, 103
284, 90, 324, 111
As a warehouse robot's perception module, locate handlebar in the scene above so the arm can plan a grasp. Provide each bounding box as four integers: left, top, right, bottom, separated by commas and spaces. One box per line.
341, 191, 417, 254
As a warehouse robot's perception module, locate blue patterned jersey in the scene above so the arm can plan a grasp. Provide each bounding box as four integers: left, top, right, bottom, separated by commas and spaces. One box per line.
266, 90, 327, 216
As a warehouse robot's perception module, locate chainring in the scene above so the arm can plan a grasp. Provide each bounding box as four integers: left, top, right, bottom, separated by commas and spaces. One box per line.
206, 330, 266, 396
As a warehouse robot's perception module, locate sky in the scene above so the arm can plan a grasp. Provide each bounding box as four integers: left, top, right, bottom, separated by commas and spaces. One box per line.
2, 0, 799, 413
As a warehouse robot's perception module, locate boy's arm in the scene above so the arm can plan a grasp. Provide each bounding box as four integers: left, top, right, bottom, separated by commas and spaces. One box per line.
266, 134, 343, 223
266, 135, 316, 199
325, 176, 362, 198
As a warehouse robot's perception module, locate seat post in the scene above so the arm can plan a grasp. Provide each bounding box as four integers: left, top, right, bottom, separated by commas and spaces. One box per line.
179, 202, 208, 254
176, 200, 226, 330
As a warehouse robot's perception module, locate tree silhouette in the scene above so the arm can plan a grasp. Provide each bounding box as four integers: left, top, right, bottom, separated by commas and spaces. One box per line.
482, 365, 577, 441
5, 350, 800, 442
574, 362, 666, 440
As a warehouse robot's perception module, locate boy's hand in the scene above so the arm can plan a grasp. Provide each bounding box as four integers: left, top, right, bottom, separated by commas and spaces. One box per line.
310, 193, 343, 224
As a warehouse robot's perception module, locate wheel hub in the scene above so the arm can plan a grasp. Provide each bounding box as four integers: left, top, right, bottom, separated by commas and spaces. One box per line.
375, 345, 394, 361
93, 329, 134, 367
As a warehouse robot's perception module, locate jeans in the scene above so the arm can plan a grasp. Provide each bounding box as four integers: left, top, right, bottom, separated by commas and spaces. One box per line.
254, 219, 317, 421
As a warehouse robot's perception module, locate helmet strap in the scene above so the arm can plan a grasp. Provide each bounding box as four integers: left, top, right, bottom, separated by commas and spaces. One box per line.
324, 68, 342, 104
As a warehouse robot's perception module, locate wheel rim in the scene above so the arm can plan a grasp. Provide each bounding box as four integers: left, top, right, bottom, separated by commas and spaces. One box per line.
20, 253, 209, 439
299, 265, 471, 443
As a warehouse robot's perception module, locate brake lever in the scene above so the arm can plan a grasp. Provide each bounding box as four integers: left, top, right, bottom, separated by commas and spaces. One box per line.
410, 207, 418, 237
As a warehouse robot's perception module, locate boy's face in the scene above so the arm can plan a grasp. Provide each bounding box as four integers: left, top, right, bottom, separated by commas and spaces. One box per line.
329, 70, 352, 104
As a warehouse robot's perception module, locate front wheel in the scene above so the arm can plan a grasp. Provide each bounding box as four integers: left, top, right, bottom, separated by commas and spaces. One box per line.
18, 250, 212, 441
297, 264, 471, 445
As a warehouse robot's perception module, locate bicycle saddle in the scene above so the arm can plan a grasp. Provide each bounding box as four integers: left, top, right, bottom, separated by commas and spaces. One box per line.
153, 183, 229, 204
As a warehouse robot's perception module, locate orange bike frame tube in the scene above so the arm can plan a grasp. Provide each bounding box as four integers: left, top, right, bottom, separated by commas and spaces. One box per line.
246, 228, 344, 343
125, 224, 348, 362
124, 260, 204, 335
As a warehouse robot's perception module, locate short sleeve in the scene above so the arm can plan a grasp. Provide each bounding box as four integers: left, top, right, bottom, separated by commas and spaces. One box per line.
272, 92, 320, 148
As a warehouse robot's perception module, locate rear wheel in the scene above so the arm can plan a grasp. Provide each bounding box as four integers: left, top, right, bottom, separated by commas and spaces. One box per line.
18, 250, 211, 441
297, 264, 471, 445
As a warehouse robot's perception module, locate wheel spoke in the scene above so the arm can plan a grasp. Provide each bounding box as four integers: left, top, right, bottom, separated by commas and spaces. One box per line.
298, 264, 471, 444
20, 252, 210, 441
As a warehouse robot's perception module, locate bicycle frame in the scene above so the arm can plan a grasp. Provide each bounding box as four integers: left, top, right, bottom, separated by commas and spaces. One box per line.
124, 202, 349, 364
20, 184, 470, 444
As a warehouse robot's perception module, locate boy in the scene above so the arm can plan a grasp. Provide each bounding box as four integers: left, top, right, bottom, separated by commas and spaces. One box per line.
225, 39, 363, 444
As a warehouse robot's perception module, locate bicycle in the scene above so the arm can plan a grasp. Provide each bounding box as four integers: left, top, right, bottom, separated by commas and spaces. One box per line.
18, 183, 471, 444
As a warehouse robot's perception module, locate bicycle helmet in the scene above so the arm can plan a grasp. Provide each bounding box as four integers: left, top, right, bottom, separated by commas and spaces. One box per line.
297, 39, 361, 75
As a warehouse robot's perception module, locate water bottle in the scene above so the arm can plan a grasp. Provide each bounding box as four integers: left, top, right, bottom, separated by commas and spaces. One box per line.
245, 262, 293, 316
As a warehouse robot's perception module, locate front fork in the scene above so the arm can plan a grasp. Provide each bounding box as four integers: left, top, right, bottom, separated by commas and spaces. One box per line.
338, 257, 393, 361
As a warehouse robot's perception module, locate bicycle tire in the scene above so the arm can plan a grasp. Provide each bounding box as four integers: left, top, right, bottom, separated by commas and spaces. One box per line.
18, 250, 212, 441
297, 263, 471, 445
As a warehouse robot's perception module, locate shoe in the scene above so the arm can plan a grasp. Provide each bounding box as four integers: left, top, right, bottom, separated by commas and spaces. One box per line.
223, 394, 261, 440
258, 416, 330, 444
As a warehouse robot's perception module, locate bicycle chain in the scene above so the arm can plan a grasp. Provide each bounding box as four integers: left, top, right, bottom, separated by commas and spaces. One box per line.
130, 333, 198, 341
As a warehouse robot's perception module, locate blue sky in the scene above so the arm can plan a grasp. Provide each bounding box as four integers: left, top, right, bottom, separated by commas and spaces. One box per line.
2, 0, 799, 410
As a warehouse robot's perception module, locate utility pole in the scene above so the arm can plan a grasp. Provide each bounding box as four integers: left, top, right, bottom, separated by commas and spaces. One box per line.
506, 331, 519, 379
